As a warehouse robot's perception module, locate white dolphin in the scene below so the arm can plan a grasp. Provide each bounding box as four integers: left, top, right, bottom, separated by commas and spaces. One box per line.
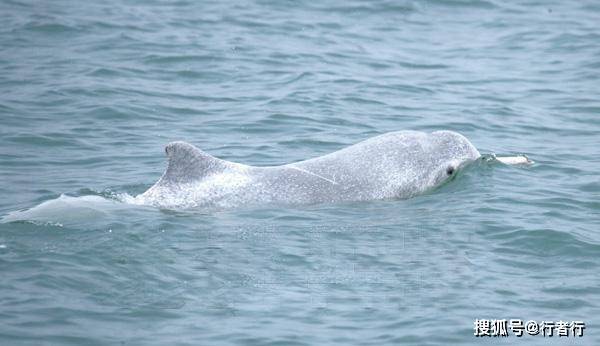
136, 130, 519, 209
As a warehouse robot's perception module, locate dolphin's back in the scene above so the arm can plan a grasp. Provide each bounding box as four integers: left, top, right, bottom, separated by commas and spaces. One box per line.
289, 131, 432, 199
138, 141, 251, 207
138, 131, 479, 208
159, 141, 244, 185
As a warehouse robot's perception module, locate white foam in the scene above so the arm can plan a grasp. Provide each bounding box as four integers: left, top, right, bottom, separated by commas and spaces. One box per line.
495, 155, 534, 166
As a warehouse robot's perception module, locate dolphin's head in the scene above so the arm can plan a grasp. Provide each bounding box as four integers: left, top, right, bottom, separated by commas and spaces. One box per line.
426, 130, 480, 188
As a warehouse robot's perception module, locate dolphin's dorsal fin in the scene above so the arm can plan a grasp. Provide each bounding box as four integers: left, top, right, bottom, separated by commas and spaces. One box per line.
160, 141, 230, 184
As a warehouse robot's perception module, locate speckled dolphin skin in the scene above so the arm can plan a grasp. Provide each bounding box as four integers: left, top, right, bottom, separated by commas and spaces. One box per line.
136, 130, 481, 209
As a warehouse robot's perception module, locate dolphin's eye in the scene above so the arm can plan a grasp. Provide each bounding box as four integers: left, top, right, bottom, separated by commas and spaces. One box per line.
446, 166, 455, 176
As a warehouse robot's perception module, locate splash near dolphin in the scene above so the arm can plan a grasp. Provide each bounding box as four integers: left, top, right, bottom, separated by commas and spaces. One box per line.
135, 130, 488, 209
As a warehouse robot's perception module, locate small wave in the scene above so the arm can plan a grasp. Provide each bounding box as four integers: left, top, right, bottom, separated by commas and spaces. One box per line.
308, 2, 417, 15
1, 194, 120, 225
143, 54, 216, 65
425, 0, 497, 9
23, 22, 81, 35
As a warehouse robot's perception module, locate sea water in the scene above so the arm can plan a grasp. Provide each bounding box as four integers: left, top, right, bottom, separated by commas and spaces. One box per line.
1, 0, 599, 345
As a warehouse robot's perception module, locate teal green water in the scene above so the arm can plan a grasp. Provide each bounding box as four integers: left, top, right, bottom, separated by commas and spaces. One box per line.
1, 0, 599, 345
